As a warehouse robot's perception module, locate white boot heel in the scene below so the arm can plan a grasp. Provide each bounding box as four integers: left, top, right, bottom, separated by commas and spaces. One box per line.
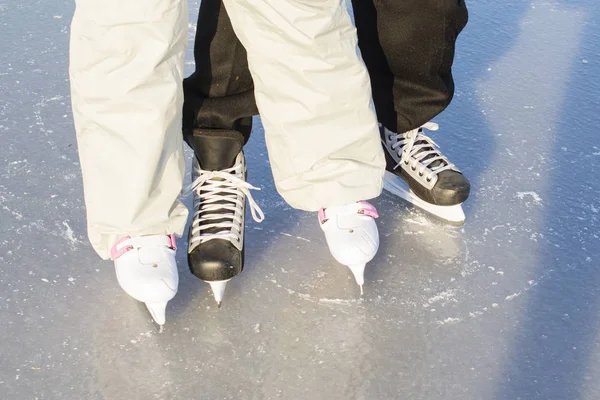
318, 201, 379, 293
111, 234, 179, 328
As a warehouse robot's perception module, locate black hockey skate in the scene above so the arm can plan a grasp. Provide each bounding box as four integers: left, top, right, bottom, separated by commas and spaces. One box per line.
185, 130, 264, 305
380, 122, 470, 225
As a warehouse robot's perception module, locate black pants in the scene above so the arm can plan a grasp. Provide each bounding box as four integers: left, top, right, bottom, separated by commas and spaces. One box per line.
182, 0, 468, 144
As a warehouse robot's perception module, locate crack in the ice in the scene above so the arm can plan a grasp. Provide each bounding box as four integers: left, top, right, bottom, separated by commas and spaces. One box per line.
268, 279, 363, 308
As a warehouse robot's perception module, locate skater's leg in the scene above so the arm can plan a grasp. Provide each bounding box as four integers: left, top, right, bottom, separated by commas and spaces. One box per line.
351, 0, 470, 223
69, 0, 189, 324
183, 0, 257, 145
352, 0, 469, 133
70, 0, 189, 259
222, 0, 386, 211
218, 0, 383, 291
181, 0, 262, 303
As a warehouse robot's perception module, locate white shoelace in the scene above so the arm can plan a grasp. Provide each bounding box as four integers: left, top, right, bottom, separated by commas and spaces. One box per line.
389, 122, 456, 182
182, 159, 264, 246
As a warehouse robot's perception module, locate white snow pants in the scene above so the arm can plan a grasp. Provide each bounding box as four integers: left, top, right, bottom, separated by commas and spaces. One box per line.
69, 0, 385, 259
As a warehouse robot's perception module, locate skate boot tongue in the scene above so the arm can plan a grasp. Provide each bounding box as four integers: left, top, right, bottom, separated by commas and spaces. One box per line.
188, 130, 247, 242
189, 129, 244, 170
325, 205, 361, 230
411, 128, 445, 169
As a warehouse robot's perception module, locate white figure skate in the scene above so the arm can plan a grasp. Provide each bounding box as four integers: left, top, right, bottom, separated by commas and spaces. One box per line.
318, 201, 380, 294
111, 234, 178, 328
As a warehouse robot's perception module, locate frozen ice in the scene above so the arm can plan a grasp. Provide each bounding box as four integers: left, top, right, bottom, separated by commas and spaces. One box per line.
1, 0, 599, 399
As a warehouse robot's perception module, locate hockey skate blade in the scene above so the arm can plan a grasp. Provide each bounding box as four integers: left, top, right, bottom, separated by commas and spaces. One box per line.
383, 171, 465, 225
347, 264, 366, 294
207, 279, 230, 307
145, 301, 168, 327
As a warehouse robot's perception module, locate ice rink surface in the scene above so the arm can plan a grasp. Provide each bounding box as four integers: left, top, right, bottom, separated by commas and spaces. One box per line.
1, 0, 599, 399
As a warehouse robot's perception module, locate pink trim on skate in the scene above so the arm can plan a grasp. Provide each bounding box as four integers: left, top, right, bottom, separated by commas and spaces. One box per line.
357, 201, 379, 219
110, 236, 133, 260
110, 234, 177, 260
318, 208, 327, 224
